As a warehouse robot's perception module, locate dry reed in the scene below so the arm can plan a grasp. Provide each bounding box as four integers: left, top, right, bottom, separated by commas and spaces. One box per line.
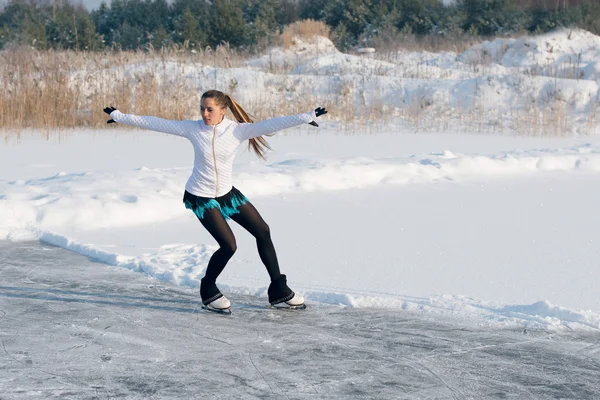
1, 28, 598, 137
280, 19, 331, 50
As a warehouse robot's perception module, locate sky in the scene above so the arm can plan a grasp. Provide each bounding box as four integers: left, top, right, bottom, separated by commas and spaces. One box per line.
80, 0, 103, 11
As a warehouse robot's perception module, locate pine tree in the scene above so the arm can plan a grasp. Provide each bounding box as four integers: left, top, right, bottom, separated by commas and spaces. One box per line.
299, 0, 326, 21
0, 0, 47, 48
151, 24, 168, 48
21, 10, 47, 48
46, 4, 101, 50
119, 20, 143, 49
180, 7, 204, 47
244, 0, 281, 46
171, 0, 210, 46
279, 0, 299, 26
344, 0, 371, 38
210, 0, 246, 47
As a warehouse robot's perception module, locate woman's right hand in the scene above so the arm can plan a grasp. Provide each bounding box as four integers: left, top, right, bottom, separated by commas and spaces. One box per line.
103, 106, 117, 124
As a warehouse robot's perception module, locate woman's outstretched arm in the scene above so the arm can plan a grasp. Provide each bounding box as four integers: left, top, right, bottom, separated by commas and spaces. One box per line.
104, 107, 197, 138
233, 107, 327, 141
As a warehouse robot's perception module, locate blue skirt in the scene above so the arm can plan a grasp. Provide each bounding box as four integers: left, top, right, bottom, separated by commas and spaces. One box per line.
183, 187, 249, 221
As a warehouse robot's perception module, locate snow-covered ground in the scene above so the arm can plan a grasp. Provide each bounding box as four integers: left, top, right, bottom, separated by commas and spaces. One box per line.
70, 28, 600, 135
2, 128, 600, 332
2, 29, 600, 333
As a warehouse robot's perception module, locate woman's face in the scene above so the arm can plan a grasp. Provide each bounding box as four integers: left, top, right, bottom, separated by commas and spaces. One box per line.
200, 97, 226, 125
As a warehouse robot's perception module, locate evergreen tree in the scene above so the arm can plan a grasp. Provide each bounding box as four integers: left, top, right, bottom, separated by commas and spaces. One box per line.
171, 0, 210, 47
581, 0, 600, 34
20, 9, 47, 48
151, 23, 168, 48
0, 0, 47, 48
78, 13, 101, 50
91, 2, 116, 47
179, 7, 204, 47
345, 0, 371, 38
47, 4, 101, 50
209, 0, 246, 47
0, 24, 11, 48
2, 0, 600, 52
244, 0, 281, 46
370, 0, 401, 30
332, 20, 352, 50
118, 20, 143, 49
256, 0, 281, 33
279, 0, 300, 26
398, 0, 445, 35
144, 0, 170, 34
323, 0, 346, 31
299, 0, 326, 21
459, 0, 526, 36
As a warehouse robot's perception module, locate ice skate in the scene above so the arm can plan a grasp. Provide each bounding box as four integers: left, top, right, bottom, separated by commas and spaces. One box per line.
270, 292, 306, 310
268, 274, 306, 310
202, 295, 232, 314
200, 278, 231, 314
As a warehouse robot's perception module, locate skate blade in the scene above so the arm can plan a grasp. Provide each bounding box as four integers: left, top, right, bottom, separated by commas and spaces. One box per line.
202, 305, 232, 315
267, 303, 307, 310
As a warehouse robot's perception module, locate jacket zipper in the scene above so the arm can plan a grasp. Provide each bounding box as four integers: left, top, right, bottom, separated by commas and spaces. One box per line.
212, 125, 219, 197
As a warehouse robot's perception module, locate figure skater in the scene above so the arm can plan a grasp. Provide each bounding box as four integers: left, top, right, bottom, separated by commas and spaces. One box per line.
104, 90, 327, 313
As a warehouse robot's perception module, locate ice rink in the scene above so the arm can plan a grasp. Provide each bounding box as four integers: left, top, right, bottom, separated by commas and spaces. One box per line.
1, 241, 599, 399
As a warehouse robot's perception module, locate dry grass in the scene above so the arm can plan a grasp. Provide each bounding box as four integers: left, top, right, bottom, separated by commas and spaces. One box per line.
1, 31, 598, 137
0, 44, 248, 132
0, 44, 385, 135
280, 19, 331, 50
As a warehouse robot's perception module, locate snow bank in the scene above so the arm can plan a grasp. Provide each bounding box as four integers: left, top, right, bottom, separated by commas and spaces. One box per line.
2, 144, 600, 238
28, 231, 600, 331
460, 28, 600, 79
3, 139, 600, 331
66, 28, 600, 134
39, 230, 216, 288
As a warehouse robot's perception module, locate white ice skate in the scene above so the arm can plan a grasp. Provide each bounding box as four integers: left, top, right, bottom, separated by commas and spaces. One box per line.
202, 295, 232, 315
271, 293, 306, 310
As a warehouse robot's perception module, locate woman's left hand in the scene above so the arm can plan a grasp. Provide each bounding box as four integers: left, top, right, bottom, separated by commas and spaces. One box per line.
309, 107, 328, 127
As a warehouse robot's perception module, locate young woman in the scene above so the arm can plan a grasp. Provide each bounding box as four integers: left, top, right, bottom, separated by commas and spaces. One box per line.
104, 90, 327, 313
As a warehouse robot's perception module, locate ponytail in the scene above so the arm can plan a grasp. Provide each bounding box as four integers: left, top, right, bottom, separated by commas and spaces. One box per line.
202, 90, 272, 160
225, 94, 271, 160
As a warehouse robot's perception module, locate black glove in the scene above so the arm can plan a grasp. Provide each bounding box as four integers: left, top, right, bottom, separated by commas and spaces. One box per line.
103, 106, 117, 124
309, 107, 328, 127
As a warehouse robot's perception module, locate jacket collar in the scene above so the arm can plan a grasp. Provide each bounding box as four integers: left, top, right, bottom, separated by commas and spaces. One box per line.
201, 117, 235, 130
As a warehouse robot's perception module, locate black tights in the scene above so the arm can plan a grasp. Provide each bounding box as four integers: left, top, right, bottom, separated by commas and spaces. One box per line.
199, 202, 281, 284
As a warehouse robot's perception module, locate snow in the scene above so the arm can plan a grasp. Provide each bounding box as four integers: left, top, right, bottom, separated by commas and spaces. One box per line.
2, 128, 600, 332
62, 28, 600, 136
3, 29, 600, 333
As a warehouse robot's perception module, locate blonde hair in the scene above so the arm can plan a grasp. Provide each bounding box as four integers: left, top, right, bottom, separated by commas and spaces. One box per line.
201, 90, 271, 160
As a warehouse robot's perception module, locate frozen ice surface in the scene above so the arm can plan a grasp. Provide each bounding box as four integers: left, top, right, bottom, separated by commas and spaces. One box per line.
1, 241, 599, 399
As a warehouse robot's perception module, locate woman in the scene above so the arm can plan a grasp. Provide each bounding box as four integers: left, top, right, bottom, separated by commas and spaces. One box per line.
104, 90, 327, 314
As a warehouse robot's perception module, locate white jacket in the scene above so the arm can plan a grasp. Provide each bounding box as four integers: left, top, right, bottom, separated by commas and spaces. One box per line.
110, 109, 317, 198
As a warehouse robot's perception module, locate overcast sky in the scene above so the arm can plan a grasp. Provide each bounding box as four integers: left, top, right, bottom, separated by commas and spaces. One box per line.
84, 0, 104, 10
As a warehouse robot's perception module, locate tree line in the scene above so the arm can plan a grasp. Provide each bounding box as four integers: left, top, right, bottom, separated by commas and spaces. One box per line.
1, 0, 599, 52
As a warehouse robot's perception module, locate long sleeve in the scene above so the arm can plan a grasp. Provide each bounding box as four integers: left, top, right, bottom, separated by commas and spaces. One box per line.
233, 111, 316, 141
110, 110, 198, 138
